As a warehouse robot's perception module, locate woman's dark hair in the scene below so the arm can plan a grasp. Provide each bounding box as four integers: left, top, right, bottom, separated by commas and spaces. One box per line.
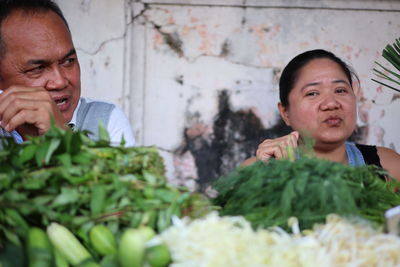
279, 49, 358, 107
0, 0, 69, 60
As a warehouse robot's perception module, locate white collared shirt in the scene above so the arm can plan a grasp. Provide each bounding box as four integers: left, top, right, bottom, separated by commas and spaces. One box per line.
70, 98, 135, 147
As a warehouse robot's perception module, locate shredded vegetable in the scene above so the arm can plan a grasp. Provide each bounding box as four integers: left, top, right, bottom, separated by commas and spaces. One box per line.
159, 212, 400, 267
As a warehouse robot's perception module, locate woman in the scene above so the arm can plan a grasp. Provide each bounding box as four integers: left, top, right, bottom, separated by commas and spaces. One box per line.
243, 49, 400, 181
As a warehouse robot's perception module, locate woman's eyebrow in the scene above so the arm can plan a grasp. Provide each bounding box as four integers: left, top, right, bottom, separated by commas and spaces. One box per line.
300, 82, 320, 92
300, 79, 350, 91
332, 79, 351, 86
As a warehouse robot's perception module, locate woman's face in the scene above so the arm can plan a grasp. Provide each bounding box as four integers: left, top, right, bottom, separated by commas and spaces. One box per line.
279, 58, 357, 147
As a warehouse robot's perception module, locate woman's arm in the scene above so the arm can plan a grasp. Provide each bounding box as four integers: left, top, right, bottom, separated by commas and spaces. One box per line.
377, 146, 400, 181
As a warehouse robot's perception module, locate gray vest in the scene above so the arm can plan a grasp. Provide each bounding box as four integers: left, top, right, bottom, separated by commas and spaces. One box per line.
74, 98, 115, 141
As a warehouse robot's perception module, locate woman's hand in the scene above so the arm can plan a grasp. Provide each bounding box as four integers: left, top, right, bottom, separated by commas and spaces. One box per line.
256, 131, 299, 162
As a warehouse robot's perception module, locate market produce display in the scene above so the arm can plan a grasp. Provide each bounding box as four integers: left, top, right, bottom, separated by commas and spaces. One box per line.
0, 126, 213, 266
0, 126, 400, 267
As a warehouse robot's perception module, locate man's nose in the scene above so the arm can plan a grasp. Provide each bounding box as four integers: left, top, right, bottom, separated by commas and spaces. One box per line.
320, 94, 341, 110
45, 66, 68, 90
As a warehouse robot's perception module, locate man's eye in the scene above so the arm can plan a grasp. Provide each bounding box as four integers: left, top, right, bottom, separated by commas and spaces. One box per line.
25, 65, 45, 74
61, 58, 75, 67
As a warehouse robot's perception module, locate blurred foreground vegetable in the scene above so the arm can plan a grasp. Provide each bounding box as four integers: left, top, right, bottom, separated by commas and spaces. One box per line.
47, 222, 94, 266
27, 227, 52, 267
0, 125, 214, 263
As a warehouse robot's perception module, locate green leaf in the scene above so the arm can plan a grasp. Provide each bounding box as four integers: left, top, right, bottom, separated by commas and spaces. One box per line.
90, 185, 106, 215
57, 153, 72, 168
51, 188, 80, 207
5, 209, 29, 232
35, 141, 50, 167
143, 171, 158, 185
98, 122, 110, 143
44, 138, 61, 164
154, 188, 180, 203
371, 79, 400, 93
373, 37, 400, 92
23, 177, 46, 190
374, 61, 400, 81
72, 152, 92, 165
19, 144, 37, 165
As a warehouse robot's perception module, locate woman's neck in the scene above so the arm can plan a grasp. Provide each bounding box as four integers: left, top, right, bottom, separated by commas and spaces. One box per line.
313, 142, 348, 164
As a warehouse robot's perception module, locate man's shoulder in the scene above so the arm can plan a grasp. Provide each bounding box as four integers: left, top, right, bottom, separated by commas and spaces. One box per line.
80, 97, 116, 108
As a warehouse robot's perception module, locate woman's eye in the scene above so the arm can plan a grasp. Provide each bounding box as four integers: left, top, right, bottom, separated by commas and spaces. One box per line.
305, 91, 318, 97
335, 88, 348, 94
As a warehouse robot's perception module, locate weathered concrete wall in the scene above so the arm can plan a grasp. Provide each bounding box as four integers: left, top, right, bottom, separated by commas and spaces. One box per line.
57, 0, 400, 191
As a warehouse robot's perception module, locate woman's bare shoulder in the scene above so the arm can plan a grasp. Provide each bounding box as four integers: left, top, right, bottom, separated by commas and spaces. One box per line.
377, 146, 400, 181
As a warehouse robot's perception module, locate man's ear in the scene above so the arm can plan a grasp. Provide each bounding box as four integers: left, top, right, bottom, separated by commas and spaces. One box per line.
278, 102, 291, 126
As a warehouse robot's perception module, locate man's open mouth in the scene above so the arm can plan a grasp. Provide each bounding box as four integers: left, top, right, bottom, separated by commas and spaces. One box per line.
54, 97, 68, 106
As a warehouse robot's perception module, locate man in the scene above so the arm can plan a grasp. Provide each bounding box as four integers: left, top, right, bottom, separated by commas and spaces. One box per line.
0, 0, 135, 146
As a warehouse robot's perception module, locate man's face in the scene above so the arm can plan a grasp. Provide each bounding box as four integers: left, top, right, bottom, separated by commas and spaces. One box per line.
0, 10, 81, 123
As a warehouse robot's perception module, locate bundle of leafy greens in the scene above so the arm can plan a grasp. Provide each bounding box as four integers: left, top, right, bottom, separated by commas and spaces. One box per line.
212, 155, 400, 230
0, 125, 213, 250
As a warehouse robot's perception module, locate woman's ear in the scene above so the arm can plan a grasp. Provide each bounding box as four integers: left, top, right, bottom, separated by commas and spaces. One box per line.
278, 102, 291, 126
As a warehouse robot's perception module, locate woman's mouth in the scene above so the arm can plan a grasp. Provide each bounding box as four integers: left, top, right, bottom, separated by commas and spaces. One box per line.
324, 116, 342, 126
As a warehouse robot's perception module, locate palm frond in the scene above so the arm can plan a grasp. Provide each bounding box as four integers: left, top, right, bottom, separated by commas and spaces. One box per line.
371, 79, 400, 93
372, 38, 400, 93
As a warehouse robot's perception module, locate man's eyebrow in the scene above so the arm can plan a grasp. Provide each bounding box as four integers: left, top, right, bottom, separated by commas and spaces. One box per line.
26, 49, 77, 65
26, 59, 49, 65
61, 49, 77, 60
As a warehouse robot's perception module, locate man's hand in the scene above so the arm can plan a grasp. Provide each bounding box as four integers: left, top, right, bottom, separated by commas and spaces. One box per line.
0, 85, 67, 138
256, 131, 299, 162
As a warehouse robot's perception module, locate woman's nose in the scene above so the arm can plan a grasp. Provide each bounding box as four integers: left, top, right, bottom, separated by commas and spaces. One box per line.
320, 94, 341, 110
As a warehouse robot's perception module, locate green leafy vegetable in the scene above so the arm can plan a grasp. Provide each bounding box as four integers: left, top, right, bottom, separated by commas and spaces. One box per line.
213, 156, 400, 230
0, 125, 214, 251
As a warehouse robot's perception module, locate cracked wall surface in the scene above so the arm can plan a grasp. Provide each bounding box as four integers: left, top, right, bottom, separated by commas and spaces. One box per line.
58, 0, 400, 190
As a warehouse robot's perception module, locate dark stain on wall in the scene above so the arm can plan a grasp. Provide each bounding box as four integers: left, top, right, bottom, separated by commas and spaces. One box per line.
162, 31, 184, 57
177, 90, 292, 192
220, 40, 231, 57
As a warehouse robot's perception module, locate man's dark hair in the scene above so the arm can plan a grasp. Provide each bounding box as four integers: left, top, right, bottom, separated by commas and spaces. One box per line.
279, 49, 359, 107
0, 0, 69, 60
